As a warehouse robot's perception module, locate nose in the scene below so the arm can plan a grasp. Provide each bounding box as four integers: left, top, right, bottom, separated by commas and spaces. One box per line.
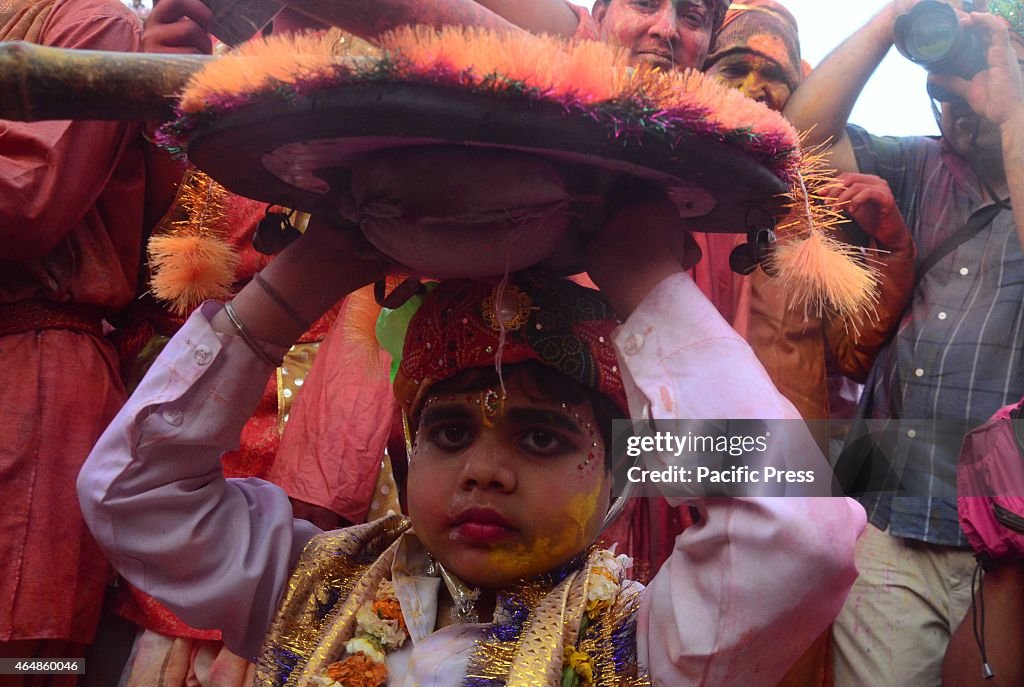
458, 440, 516, 493
648, 5, 677, 41
739, 73, 767, 102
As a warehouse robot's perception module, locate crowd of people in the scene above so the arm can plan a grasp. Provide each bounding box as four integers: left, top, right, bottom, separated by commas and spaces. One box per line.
2, 0, 1023, 685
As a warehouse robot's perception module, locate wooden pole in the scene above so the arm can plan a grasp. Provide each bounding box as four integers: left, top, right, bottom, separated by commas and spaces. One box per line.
0, 43, 210, 122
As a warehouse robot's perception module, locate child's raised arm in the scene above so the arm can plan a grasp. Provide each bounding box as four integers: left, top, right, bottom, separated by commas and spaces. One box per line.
77, 219, 388, 659
588, 197, 866, 684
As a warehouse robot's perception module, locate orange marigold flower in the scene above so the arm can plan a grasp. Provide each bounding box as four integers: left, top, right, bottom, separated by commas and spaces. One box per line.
323, 653, 388, 687
372, 597, 407, 631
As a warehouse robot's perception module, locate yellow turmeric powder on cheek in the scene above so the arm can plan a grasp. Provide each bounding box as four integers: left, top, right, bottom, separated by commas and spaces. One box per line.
485, 478, 605, 577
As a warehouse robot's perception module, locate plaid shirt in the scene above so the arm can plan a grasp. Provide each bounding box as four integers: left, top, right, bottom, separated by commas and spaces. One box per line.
848, 125, 1023, 546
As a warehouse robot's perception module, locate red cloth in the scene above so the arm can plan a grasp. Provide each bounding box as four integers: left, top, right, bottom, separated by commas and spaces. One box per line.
0, 0, 144, 644
395, 274, 628, 419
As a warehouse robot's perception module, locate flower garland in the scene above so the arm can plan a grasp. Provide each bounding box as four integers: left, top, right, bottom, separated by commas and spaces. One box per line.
561, 551, 633, 687
305, 548, 639, 687
311, 579, 408, 687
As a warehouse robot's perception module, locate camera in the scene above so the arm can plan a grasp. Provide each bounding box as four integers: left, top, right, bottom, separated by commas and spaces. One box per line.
893, 0, 988, 100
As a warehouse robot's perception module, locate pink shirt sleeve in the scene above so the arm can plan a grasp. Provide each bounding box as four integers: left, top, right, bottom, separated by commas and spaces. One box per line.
614, 272, 866, 686
0, 0, 142, 261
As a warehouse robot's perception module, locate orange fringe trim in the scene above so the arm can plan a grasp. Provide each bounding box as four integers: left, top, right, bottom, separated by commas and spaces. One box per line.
149, 233, 239, 314
177, 25, 796, 153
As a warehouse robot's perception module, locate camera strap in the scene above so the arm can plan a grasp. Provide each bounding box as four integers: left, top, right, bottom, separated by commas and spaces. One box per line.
916, 202, 1005, 284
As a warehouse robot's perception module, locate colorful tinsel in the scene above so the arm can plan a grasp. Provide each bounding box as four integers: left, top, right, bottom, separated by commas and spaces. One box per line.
158, 26, 801, 183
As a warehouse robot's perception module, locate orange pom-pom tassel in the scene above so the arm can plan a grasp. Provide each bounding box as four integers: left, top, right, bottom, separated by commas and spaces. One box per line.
767, 137, 880, 318
148, 233, 240, 315
770, 231, 878, 319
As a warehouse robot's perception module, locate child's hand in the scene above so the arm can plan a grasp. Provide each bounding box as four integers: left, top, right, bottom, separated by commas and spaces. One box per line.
220, 216, 392, 349
142, 0, 214, 55
585, 191, 698, 318
263, 215, 392, 313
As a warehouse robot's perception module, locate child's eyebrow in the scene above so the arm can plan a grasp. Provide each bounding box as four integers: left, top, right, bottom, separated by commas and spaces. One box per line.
504, 408, 584, 435
421, 405, 475, 426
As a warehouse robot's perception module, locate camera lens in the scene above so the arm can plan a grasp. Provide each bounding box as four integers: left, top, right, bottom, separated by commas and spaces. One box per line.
894, 1, 960, 65
902, 6, 958, 62
893, 0, 989, 84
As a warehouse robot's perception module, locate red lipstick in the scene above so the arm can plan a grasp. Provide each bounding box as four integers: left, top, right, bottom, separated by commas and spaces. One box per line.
449, 507, 517, 545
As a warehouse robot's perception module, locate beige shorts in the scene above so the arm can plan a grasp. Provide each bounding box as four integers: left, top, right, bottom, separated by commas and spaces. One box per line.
833, 523, 975, 687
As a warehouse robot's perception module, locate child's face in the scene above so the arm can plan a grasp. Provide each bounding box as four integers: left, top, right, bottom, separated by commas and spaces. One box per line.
406, 374, 612, 589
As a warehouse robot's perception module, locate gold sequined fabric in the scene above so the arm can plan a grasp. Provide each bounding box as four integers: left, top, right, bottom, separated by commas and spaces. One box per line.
255, 515, 411, 687
258, 523, 649, 686
276, 342, 318, 433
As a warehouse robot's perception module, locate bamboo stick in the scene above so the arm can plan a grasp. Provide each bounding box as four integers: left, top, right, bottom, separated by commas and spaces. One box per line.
0, 42, 210, 122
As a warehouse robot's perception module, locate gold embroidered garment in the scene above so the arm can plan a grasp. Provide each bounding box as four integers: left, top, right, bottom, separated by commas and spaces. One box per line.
256, 515, 648, 687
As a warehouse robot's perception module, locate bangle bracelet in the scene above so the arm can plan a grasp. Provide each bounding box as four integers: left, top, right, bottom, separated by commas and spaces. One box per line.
224, 300, 281, 367
253, 272, 314, 331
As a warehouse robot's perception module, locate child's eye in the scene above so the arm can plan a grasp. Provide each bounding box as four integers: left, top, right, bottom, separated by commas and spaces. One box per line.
430, 425, 474, 451
519, 429, 572, 456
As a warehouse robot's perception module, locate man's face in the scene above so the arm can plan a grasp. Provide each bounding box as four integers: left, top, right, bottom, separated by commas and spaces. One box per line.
937, 41, 1024, 160
706, 51, 793, 111
939, 98, 1001, 158
405, 373, 611, 588
593, 0, 715, 71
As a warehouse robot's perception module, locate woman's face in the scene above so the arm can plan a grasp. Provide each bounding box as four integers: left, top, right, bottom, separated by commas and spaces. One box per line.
405, 372, 611, 588
706, 51, 793, 112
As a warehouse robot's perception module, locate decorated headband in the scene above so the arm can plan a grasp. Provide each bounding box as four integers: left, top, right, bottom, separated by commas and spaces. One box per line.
379, 273, 628, 422
707, 0, 805, 90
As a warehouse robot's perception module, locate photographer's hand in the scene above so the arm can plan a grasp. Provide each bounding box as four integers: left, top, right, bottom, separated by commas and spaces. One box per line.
932, 12, 1024, 247
930, 13, 1024, 128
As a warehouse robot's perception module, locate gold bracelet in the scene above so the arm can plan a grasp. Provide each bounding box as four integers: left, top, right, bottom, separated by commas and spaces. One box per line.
223, 301, 281, 367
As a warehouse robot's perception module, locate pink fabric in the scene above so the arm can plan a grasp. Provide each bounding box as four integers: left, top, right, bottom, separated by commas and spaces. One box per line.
110, 195, 342, 643
958, 401, 1024, 560
619, 233, 748, 574
690, 232, 748, 330
271, 298, 396, 524
0, 0, 144, 643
